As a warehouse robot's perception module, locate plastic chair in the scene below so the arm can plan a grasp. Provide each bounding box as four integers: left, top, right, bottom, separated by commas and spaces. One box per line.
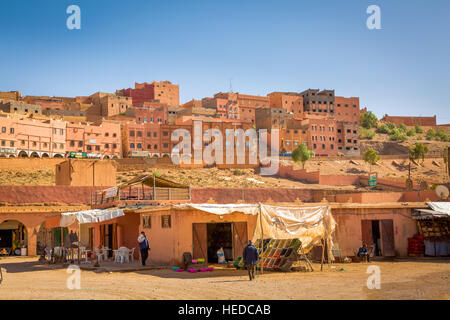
95, 248, 104, 262
117, 247, 130, 264
44, 248, 53, 262
128, 248, 135, 263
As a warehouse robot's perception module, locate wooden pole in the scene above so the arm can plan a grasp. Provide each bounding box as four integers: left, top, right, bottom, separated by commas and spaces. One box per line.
320, 238, 325, 271
259, 203, 264, 275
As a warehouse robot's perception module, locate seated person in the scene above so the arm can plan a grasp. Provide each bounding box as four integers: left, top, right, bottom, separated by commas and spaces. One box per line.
357, 243, 370, 262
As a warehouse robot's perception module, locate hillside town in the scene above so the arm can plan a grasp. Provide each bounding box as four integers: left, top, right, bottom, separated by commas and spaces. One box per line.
0, 79, 449, 300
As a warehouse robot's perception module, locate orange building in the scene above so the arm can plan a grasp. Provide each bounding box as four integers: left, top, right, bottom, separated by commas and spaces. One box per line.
268, 92, 304, 119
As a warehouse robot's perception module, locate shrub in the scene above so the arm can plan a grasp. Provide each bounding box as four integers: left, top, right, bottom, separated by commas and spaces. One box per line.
359, 127, 375, 139
415, 125, 423, 134
233, 169, 243, 176
398, 123, 407, 133
389, 128, 407, 142
426, 128, 436, 140
406, 129, 416, 137
376, 123, 390, 134
387, 122, 396, 130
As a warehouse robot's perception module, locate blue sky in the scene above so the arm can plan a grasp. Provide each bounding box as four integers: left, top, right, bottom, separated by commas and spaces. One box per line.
0, 0, 449, 123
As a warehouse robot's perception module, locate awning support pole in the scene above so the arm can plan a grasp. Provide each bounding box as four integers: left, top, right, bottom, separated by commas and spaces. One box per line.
259, 203, 264, 275
320, 238, 325, 272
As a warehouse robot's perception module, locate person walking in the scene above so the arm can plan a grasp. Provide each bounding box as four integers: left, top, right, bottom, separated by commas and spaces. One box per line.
242, 240, 259, 281
138, 232, 150, 266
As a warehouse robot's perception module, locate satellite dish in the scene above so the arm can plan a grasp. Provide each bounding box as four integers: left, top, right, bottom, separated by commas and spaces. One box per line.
435, 185, 449, 200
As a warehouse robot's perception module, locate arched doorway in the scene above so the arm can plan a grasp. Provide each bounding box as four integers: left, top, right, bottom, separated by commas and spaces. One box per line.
103, 155, 110, 160
53, 154, 63, 158
30, 152, 40, 158
0, 220, 28, 256
18, 151, 28, 158
9, 155, 15, 158
41, 153, 49, 158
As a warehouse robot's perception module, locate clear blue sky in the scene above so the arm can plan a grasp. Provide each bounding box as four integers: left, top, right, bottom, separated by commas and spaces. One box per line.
0, 0, 449, 123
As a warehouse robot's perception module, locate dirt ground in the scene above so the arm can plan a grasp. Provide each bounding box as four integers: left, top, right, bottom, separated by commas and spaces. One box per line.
0, 257, 448, 300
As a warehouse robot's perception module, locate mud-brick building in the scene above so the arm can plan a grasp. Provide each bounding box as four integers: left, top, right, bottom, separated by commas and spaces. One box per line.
0, 186, 100, 256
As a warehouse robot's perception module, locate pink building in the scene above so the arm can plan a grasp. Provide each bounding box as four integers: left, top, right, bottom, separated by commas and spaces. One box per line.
66, 121, 122, 159
15, 117, 67, 158
0, 116, 18, 157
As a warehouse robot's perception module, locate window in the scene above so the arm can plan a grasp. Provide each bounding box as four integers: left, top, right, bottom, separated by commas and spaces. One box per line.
1, 127, 5, 133
129, 130, 135, 137
10, 141, 14, 147
137, 131, 142, 137
163, 143, 169, 148
53, 128, 56, 134
153, 132, 157, 137
60, 129, 64, 135
331, 144, 334, 150
143, 215, 151, 228
162, 215, 171, 228
21, 140, 25, 145
163, 131, 169, 136
105, 143, 109, 148
147, 144, 151, 149
105, 132, 109, 137
1, 140, 4, 146
154, 144, 158, 149
78, 141, 83, 147
10, 128, 14, 134
322, 144, 325, 149
70, 141, 75, 147
113, 133, 117, 137
137, 143, 142, 148
112, 144, 117, 149
313, 144, 317, 149
87, 145, 92, 151
130, 143, 135, 148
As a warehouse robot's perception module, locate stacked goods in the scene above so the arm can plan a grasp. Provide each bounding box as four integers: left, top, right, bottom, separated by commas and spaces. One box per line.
256, 238, 302, 271
418, 219, 449, 240
408, 234, 425, 256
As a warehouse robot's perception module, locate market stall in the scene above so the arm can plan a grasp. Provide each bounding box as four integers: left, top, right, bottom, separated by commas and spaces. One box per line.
412, 202, 450, 257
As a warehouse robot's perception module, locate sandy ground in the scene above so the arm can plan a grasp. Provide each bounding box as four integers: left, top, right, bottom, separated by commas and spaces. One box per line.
0, 257, 448, 300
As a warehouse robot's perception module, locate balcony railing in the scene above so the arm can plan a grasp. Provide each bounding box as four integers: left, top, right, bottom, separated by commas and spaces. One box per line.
91, 186, 190, 205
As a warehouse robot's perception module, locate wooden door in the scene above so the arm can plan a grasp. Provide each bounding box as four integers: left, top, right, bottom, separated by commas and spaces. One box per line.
232, 222, 248, 260
381, 219, 395, 257
361, 220, 373, 247
192, 223, 207, 260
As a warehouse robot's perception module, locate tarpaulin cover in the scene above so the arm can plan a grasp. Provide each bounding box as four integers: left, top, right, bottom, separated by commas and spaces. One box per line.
59, 209, 125, 227
253, 204, 336, 256
413, 202, 450, 219
173, 203, 336, 258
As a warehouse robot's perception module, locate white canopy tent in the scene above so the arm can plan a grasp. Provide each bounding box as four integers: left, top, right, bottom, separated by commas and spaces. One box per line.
59, 209, 125, 227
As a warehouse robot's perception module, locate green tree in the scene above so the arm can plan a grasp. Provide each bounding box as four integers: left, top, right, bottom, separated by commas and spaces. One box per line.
408, 142, 429, 180
415, 125, 423, 134
292, 144, 315, 169
360, 111, 378, 129
363, 148, 380, 173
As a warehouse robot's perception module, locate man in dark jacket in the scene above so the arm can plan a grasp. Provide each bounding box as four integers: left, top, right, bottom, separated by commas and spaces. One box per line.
242, 240, 259, 281
138, 232, 150, 266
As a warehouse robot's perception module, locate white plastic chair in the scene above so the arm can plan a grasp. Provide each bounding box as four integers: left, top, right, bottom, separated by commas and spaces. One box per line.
128, 248, 135, 263
95, 248, 104, 262
117, 247, 130, 264
44, 248, 52, 261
